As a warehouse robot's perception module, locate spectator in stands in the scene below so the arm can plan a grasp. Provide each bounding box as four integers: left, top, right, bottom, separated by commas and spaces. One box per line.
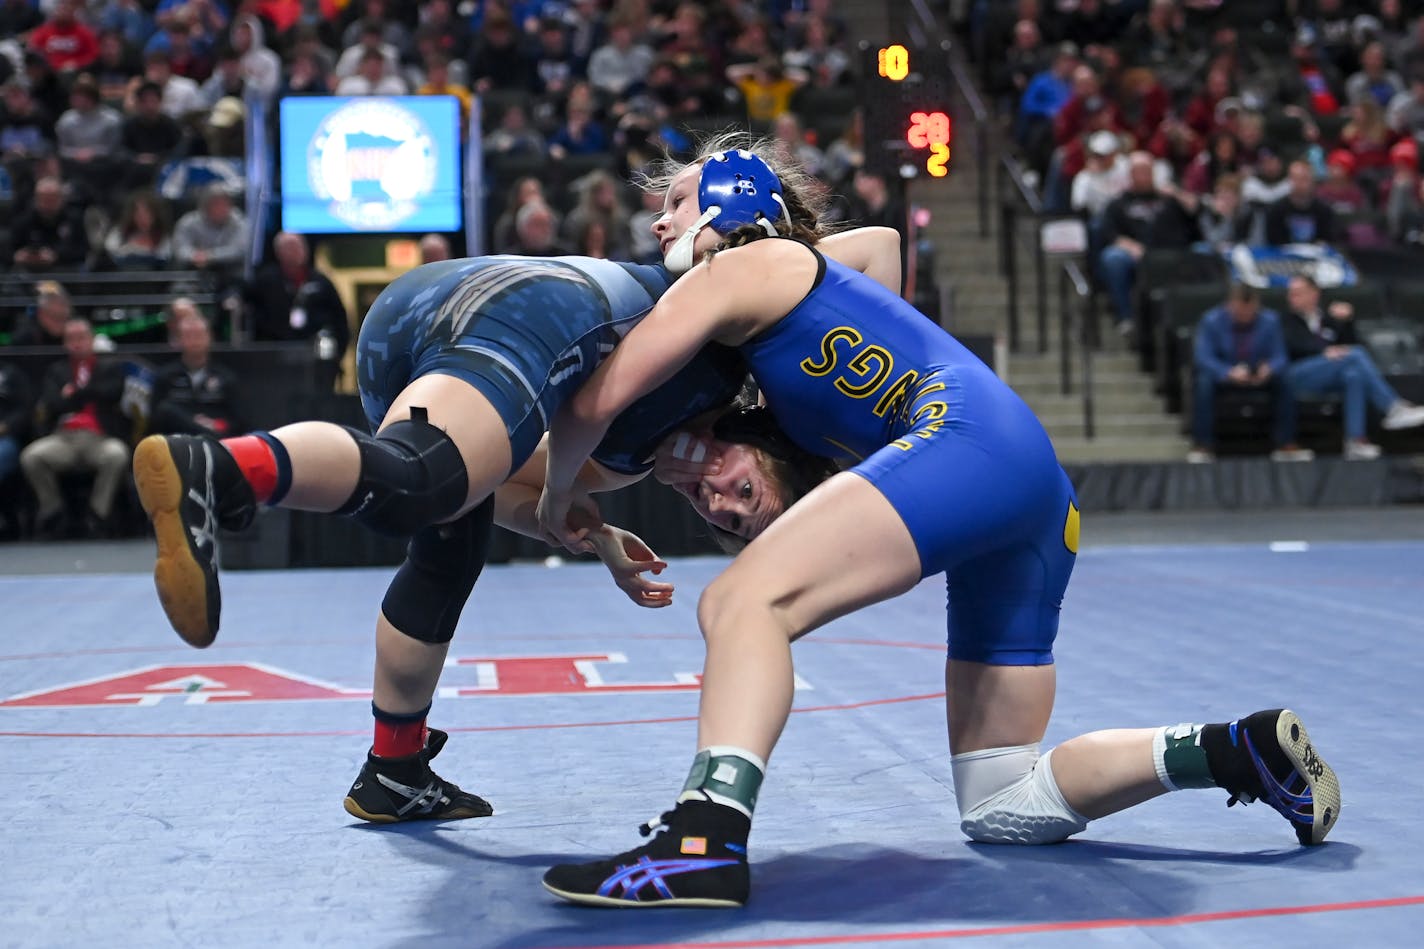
103, 190, 173, 271
334, 18, 401, 83
1124, 0, 1186, 84
1265, 160, 1338, 246
1317, 149, 1368, 213
417, 53, 472, 131
9, 280, 71, 347
149, 313, 245, 438
1196, 172, 1256, 250
97, 1, 153, 52
172, 184, 247, 277
467, 10, 534, 93
199, 43, 246, 110
562, 170, 632, 261
418, 233, 452, 264
589, 17, 655, 100
277, 50, 331, 101
1182, 129, 1240, 196
1284, 26, 1344, 117
336, 47, 410, 96
1281, 273, 1424, 460
1341, 98, 1398, 194
120, 80, 185, 190
0, 79, 55, 192
55, 74, 122, 197
245, 230, 349, 359
532, 16, 580, 99
23, 49, 69, 120
144, 10, 214, 82
492, 176, 557, 254
135, 49, 204, 121
727, 56, 808, 128
1387, 171, 1424, 245
484, 102, 546, 157
231, 14, 281, 107
782, 14, 850, 87
1054, 64, 1122, 149
417, 0, 472, 64
93, 29, 143, 108
995, 19, 1047, 114
509, 201, 573, 257
340, 0, 413, 61
1183, 64, 1234, 138
29, 0, 100, 75
770, 112, 823, 179
547, 82, 608, 159
287, 24, 337, 82
1071, 129, 1128, 219
1016, 41, 1078, 167
1241, 146, 1292, 208
0, 357, 31, 492
11, 175, 88, 273
20, 316, 132, 538
1389, 68, 1424, 139
1346, 40, 1403, 109
1096, 152, 1200, 336
1189, 283, 1312, 464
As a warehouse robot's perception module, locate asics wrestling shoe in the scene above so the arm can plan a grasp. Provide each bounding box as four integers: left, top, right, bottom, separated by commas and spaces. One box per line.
1211, 709, 1341, 846
343, 728, 494, 823
133, 434, 255, 648
543, 799, 751, 908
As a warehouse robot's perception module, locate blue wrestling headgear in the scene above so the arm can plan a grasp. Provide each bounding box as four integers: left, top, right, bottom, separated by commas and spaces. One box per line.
663, 150, 792, 273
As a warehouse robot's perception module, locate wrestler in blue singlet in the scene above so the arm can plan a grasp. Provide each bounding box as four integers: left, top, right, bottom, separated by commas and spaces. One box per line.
740, 241, 1079, 666
356, 255, 679, 471
356, 254, 750, 478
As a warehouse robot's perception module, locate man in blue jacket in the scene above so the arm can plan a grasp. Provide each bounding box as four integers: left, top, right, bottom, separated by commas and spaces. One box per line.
1189, 283, 1314, 463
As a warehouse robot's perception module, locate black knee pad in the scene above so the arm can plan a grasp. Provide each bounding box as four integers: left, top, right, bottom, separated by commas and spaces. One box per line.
335, 408, 469, 537
381, 497, 494, 644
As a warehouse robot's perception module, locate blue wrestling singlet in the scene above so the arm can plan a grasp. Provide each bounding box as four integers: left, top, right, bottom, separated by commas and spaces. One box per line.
739, 242, 1079, 665
355, 256, 675, 470
593, 343, 748, 474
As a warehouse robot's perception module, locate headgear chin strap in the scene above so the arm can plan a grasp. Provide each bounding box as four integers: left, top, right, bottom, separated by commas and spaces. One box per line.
662, 150, 791, 274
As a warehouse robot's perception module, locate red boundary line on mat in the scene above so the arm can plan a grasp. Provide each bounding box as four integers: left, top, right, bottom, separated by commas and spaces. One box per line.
540, 894, 1424, 949
0, 691, 946, 739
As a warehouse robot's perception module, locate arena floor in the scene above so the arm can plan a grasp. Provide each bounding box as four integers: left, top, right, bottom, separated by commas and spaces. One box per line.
2, 508, 1422, 948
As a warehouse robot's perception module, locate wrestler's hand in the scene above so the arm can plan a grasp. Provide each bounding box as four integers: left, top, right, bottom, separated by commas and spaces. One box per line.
653, 431, 721, 486
587, 525, 673, 608
536, 484, 602, 553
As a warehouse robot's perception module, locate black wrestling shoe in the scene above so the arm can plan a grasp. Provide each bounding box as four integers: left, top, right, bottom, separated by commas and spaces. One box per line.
133, 434, 254, 648
1209, 709, 1341, 846
543, 799, 751, 908
343, 728, 493, 824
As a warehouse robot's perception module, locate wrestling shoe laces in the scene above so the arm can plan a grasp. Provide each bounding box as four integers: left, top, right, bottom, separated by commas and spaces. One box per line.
1218, 709, 1341, 846
542, 799, 751, 908
342, 728, 494, 824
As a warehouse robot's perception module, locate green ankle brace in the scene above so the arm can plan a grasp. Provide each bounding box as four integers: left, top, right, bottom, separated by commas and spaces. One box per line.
680, 747, 766, 817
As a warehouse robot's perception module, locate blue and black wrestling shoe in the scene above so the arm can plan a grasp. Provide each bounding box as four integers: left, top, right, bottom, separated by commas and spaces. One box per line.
1210, 709, 1341, 846
543, 799, 751, 907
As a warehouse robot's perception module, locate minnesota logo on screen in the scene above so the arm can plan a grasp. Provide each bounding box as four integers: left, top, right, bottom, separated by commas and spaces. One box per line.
307, 99, 439, 230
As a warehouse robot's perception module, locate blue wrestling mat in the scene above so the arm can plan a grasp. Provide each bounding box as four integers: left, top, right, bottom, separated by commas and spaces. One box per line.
2, 537, 1421, 948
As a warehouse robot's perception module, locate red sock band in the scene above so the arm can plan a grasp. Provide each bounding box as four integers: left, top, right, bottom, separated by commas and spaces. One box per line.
221, 435, 278, 504
373, 716, 428, 758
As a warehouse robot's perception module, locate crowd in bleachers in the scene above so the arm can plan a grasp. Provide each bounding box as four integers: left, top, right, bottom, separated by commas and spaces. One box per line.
0, 0, 886, 540
971, 0, 1424, 460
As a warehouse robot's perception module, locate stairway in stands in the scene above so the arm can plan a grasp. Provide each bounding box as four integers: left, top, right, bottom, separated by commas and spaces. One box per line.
839, 2, 1190, 463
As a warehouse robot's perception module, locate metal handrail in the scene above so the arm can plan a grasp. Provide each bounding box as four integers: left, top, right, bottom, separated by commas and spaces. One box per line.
1058, 260, 1097, 440
945, 44, 990, 238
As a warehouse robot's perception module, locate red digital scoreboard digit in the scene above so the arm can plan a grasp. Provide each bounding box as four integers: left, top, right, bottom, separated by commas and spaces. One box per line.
876, 44, 952, 178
